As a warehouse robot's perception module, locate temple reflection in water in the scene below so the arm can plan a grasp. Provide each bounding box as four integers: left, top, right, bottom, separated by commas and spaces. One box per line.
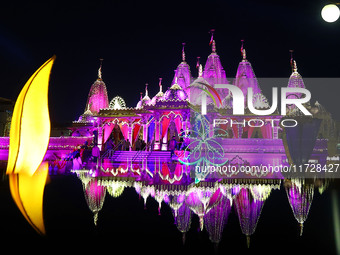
69, 161, 329, 248
37, 39, 339, 252
1, 36, 339, 253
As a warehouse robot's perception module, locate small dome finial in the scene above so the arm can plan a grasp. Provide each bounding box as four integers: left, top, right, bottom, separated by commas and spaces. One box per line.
242, 49, 247, 61
289, 49, 295, 73
182, 43, 186, 62
145, 83, 149, 97
241, 40, 246, 61
212, 40, 216, 53
196, 56, 200, 69
140, 92, 143, 100
209, 29, 215, 46
293, 60, 298, 73
198, 64, 203, 77
159, 78, 163, 92
98, 58, 103, 80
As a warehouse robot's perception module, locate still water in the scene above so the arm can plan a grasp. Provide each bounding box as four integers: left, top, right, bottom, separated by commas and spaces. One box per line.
1, 163, 339, 255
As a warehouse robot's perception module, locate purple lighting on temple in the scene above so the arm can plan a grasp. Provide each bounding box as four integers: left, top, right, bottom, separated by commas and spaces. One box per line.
84, 60, 109, 114
234, 188, 265, 247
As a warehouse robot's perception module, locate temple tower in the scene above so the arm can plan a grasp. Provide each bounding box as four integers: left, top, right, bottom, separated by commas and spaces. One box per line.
171, 43, 192, 94
202, 39, 227, 86
84, 59, 109, 115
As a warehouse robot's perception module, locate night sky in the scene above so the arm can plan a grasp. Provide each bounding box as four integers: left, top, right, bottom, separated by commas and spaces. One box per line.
0, 0, 339, 124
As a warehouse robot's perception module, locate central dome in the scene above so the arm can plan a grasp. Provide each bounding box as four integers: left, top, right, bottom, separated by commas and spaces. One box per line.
163, 81, 188, 101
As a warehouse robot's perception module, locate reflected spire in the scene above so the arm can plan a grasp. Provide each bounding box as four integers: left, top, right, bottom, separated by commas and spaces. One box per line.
284, 179, 314, 237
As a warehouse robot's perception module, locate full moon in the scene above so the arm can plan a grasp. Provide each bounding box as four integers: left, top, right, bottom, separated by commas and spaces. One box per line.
321, 4, 340, 23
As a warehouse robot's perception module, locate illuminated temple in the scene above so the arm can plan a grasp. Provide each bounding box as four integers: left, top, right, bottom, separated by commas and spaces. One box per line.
70, 40, 332, 166
64, 40, 333, 246
0, 39, 336, 247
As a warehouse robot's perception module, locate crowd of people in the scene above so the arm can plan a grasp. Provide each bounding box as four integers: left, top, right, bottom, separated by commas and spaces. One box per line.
52, 129, 190, 173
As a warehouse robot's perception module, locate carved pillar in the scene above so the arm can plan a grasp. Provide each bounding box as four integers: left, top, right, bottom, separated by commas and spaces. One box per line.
97, 119, 104, 150
128, 120, 133, 151
141, 116, 148, 143
162, 114, 174, 151
273, 118, 279, 139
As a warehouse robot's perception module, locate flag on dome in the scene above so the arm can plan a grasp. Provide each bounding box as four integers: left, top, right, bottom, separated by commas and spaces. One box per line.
209, 29, 215, 45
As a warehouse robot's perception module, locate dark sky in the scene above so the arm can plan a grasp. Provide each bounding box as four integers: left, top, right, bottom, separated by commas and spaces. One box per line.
0, 0, 339, 123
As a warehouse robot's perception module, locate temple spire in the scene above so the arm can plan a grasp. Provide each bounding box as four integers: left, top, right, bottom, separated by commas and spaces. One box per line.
159, 78, 163, 92
242, 49, 247, 61
98, 58, 103, 80
241, 40, 247, 61
209, 29, 216, 53
209, 29, 215, 46
289, 50, 298, 73
289, 50, 294, 73
182, 43, 186, 62
212, 40, 216, 53
293, 60, 298, 73
145, 83, 149, 97
198, 64, 203, 77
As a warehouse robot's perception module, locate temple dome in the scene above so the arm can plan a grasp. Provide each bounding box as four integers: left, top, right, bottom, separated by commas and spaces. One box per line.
84, 61, 109, 115
171, 43, 192, 91
233, 47, 270, 110
285, 59, 310, 116
287, 60, 305, 99
136, 84, 151, 109
136, 95, 150, 109
150, 78, 165, 105
163, 79, 188, 101
234, 50, 262, 97
202, 40, 227, 86
189, 65, 211, 105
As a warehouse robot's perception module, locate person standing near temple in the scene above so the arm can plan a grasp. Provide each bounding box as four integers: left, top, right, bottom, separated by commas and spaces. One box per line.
135, 137, 141, 151
73, 146, 82, 170
125, 139, 131, 151
92, 143, 100, 164
178, 128, 184, 150
169, 136, 177, 159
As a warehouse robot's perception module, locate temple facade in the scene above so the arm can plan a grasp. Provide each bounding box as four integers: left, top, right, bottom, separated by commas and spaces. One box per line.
71, 39, 332, 171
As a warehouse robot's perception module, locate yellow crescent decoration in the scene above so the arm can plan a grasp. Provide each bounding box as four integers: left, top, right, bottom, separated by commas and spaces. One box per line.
6, 56, 56, 235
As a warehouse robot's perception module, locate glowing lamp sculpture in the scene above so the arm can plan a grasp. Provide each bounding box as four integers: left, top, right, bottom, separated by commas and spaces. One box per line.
6, 56, 56, 235
321, 4, 340, 23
